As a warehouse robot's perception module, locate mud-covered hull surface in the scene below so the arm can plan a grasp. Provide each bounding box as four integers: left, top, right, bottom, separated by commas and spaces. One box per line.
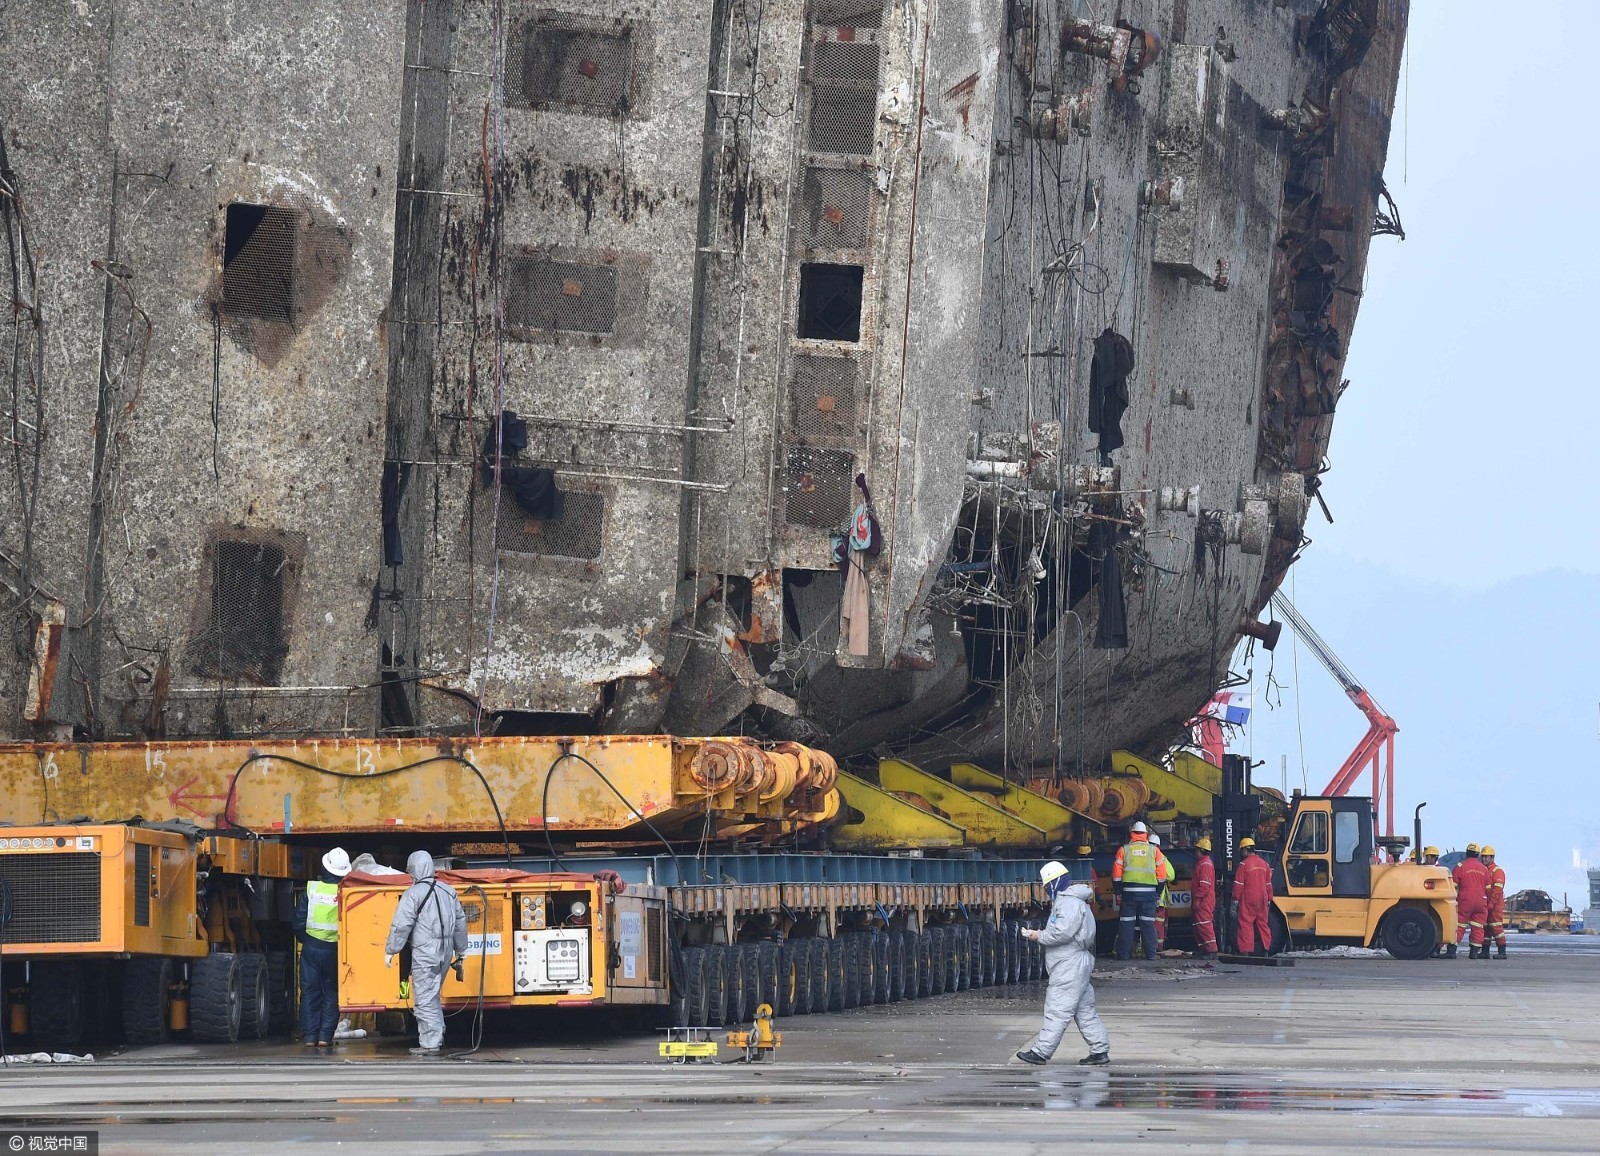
0, 1, 1405, 776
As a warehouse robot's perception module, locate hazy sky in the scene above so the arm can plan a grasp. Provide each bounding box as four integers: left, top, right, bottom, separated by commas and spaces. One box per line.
1239, 1, 1600, 910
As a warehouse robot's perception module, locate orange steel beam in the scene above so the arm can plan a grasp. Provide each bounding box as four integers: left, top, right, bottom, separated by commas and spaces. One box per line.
0, 735, 840, 838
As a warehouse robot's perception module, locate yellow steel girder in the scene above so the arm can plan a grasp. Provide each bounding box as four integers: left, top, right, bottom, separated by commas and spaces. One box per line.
948, 763, 1083, 843
832, 771, 967, 850
1109, 750, 1217, 820
876, 759, 1048, 849
0, 736, 839, 838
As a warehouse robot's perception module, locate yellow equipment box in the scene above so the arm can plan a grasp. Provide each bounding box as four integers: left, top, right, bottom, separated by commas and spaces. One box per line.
338, 869, 671, 1013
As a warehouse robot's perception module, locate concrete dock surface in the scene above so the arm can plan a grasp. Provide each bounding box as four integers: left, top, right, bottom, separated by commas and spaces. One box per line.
3, 934, 1596, 1153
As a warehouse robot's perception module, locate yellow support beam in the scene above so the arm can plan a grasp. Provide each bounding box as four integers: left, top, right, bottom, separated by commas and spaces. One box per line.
1169, 750, 1224, 796
0, 736, 840, 838
832, 771, 967, 850
1108, 750, 1216, 821
948, 763, 1083, 843
877, 758, 1048, 850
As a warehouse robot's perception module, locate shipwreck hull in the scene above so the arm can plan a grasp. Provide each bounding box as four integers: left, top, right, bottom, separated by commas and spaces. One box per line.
0, 0, 1406, 781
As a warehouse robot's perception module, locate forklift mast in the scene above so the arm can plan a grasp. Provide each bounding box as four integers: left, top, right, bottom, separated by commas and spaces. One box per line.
1211, 754, 1263, 950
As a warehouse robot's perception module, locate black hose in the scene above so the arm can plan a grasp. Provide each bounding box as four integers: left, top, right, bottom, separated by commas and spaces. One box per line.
447, 884, 490, 1060
221, 753, 513, 866
541, 751, 686, 883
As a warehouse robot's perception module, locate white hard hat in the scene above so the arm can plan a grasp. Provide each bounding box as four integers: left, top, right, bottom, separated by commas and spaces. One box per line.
1149, 833, 1162, 847
1040, 860, 1070, 885
1130, 821, 1148, 834
322, 847, 353, 877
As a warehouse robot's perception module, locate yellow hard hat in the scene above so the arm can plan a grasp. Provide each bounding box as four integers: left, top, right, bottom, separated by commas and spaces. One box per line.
1075, 845, 1093, 856
1196, 836, 1212, 851
1482, 845, 1495, 857
1040, 860, 1070, 885
1239, 837, 1256, 850
1423, 846, 1439, 857
1465, 842, 1480, 853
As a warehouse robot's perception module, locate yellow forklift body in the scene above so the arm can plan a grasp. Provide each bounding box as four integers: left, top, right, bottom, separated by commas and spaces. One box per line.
1274, 797, 1457, 948
337, 874, 672, 1013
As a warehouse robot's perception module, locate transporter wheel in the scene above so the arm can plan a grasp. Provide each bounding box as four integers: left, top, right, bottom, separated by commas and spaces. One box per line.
30, 960, 87, 1053
807, 938, 830, 1014
965, 923, 983, 988
898, 930, 919, 1000
776, 940, 803, 1016
979, 922, 998, 987
121, 957, 174, 1047
916, 929, 935, 997
995, 920, 1012, 983
191, 952, 243, 1044
826, 937, 847, 1012
1383, 907, 1438, 961
842, 935, 863, 1009
703, 945, 730, 1027
239, 953, 270, 1040
754, 942, 779, 1011
724, 945, 749, 1027
265, 950, 296, 1036
926, 928, 947, 996
1003, 920, 1022, 983
857, 933, 878, 1007
743, 944, 761, 1017
682, 947, 708, 1026
949, 926, 968, 991
872, 931, 891, 1004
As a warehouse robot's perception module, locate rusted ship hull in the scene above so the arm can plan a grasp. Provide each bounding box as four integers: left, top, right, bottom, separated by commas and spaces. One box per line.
0, 0, 1406, 780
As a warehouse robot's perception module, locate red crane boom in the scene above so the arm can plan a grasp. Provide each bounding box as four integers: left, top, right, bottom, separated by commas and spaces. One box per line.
1269, 592, 1399, 839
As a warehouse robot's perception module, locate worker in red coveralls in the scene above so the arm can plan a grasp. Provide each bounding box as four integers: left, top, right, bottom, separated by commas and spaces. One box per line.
1190, 836, 1218, 957
1229, 838, 1274, 956
1482, 846, 1507, 960
1450, 843, 1490, 959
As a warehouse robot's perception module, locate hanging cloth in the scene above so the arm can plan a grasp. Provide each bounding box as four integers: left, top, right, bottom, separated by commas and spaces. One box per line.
841, 556, 871, 656
1089, 518, 1128, 650
1087, 328, 1135, 458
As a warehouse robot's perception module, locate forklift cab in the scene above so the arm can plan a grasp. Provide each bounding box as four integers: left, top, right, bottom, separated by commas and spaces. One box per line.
1275, 796, 1373, 899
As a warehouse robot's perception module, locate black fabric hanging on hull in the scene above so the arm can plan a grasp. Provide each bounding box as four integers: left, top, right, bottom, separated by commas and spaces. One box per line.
1089, 518, 1128, 650
1088, 327, 1135, 459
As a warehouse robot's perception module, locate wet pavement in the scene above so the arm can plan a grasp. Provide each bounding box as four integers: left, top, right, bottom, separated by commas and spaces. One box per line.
3, 935, 1597, 1153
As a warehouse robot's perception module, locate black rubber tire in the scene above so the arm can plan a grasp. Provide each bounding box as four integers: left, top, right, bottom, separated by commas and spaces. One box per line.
996, 919, 1012, 983
777, 940, 804, 1016
872, 931, 891, 1004
886, 931, 905, 1002
743, 944, 761, 1014
916, 929, 934, 996
121, 957, 174, 1046
30, 960, 86, 1052
725, 945, 749, 1026
948, 925, 968, 991
826, 936, 847, 1012
265, 950, 295, 1036
755, 942, 780, 1012
1002, 920, 1021, 983
841, 935, 862, 1009
926, 928, 946, 996
1028, 931, 1044, 980
190, 952, 243, 1044
239, 953, 270, 1040
807, 938, 830, 1014
1383, 906, 1437, 961
979, 921, 998, 986
898, 930, 919, 1000
703, 945, 730, 1027
969, 922, 986, 987
1269, 906, 1292, 956
682, 947, 708, 1026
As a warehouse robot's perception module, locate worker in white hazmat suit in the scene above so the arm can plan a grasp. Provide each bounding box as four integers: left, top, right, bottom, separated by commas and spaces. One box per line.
1015, 861, 1111, 1066
384, 851, 468, 1056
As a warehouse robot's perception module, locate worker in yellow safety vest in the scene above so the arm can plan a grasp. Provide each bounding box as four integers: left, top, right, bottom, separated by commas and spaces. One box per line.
1111, 822, 1171, 961
294, 847, 352, 1048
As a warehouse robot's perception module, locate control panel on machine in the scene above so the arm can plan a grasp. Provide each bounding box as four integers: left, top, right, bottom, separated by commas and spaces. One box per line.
512, 891, 592, 994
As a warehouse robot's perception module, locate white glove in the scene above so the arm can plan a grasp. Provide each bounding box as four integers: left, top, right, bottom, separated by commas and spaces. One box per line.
1023, 928, 1040, 941
384, 953, 395, 968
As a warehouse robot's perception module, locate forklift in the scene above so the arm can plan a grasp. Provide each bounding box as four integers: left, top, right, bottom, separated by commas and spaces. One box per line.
1211, 755, 1455, 959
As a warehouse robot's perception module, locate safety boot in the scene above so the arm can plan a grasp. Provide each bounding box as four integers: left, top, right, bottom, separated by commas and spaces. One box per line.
1468, 944, 1480, 959
1496, 945, 1507, 960
1444, 944, 1457, 959
1480, 945, 1490, 960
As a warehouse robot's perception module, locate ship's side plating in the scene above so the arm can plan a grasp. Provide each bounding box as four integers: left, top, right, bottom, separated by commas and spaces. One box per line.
0, 1, 1407, 777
